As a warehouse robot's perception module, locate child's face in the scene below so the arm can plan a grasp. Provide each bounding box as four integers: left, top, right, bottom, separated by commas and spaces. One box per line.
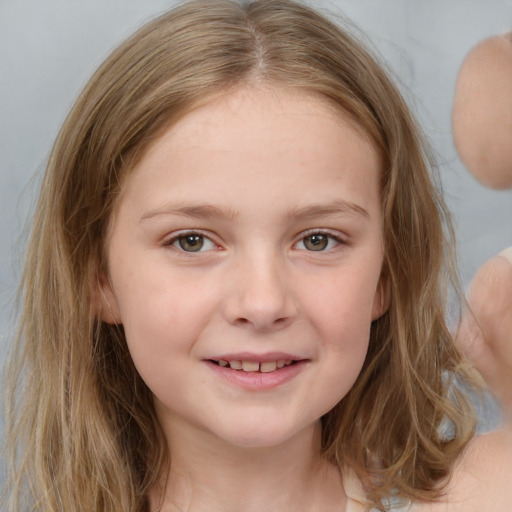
100, 87, 386, 449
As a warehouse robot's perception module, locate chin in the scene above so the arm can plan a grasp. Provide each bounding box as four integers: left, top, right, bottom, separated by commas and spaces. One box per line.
212, 417, 315, 450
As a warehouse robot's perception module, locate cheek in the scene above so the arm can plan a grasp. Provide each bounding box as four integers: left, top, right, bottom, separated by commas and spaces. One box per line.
111, 267, 215, 377
299, 265, 379, 340
318, 303, 371, 383
296, 273, 375, 407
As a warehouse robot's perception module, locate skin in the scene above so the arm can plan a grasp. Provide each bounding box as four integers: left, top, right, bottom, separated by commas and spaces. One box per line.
453, 34, 512, 424
348, 247, 512, 512
98, 85, 512, 511
457, 248, 512, 424
411, 255, 512, 512
450, 32, 512, 510
452, 34, 512, 189
100, 86, 387, 512
347, 233, 512, 512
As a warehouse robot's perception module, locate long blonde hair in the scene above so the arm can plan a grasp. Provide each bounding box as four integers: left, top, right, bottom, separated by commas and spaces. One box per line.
4, 1, 475, 510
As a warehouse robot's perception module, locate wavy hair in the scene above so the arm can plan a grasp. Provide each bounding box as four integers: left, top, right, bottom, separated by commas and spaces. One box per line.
4, 1, 475, 510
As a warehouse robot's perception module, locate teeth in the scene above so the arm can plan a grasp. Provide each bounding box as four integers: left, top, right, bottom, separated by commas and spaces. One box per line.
218, 359, 296, 372
260, 361, 277, 373
241, 361, 260, 372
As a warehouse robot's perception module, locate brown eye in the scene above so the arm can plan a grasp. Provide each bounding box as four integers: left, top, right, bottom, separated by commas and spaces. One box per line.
178, 234, 204, 252
303, 234, 328, 251
168, 232, 217, 253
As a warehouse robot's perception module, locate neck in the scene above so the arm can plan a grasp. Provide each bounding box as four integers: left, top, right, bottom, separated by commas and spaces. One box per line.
149, 420, 346, 512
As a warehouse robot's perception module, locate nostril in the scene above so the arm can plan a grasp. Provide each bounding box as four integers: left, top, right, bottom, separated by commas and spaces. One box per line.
235, 316, 289, 329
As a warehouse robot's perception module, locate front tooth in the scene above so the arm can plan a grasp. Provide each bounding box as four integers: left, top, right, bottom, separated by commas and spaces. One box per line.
229, 360, 242, 370
241, 361, 260, 372
276, 360, 286, 368
260, 361, 277, 373
218, 360, 228, 367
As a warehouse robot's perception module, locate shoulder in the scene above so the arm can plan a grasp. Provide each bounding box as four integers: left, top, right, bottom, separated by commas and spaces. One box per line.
344, 429, 512, 511
410, 427, 512, 512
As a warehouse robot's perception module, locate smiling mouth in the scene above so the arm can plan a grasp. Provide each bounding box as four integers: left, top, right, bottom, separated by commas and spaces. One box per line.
209, 359, 297, 373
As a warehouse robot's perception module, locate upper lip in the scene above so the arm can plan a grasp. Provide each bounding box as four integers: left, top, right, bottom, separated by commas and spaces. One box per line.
205, 352, 308, 363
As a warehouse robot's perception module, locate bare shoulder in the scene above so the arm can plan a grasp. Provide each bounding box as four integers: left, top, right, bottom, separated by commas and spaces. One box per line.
410, 428, 512, 512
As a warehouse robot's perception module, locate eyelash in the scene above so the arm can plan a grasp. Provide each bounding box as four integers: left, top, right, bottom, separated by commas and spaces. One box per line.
294, 230, 347, 252
163, 230, 220, 254
163, 230, 347, 254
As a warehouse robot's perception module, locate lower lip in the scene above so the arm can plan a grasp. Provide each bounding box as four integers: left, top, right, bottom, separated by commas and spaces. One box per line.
204, 360, 308, 391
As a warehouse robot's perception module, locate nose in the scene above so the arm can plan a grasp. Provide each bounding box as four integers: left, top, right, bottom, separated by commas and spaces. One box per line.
222, 252, 297, 333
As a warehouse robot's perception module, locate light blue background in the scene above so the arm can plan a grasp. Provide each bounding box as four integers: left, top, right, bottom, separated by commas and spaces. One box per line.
1, 0, 511, 434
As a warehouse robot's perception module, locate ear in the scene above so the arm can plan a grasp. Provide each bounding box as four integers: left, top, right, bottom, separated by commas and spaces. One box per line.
92, 270, 122, 325
371, 274, 390, 321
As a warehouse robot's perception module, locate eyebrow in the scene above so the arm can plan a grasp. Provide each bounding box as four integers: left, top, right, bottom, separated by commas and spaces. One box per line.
139, 199, 369, 223
285, 199, 370, 221
140, 202, 239, 222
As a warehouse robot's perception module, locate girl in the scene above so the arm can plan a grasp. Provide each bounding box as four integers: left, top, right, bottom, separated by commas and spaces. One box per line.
4, 1, 512, 511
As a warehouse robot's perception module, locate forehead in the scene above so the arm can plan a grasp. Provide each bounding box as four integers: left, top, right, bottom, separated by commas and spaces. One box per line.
116, 86, 382, 222
150, 86, 377, 161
